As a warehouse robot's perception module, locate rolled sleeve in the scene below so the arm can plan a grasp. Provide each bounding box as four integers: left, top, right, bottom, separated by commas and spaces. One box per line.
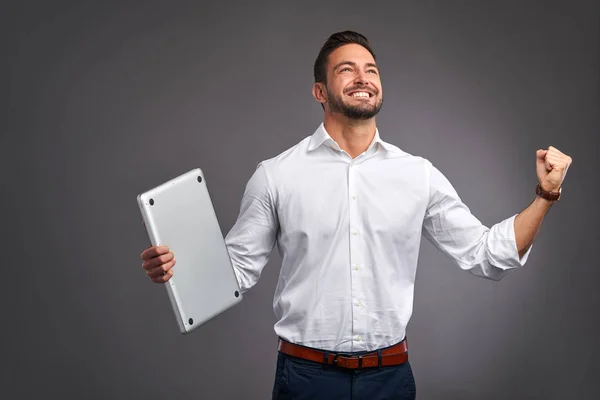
487, 214, 532, 269
422, 161, 529, 281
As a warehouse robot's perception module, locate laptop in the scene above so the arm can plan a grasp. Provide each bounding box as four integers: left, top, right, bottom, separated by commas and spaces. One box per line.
137, 168, 242, 334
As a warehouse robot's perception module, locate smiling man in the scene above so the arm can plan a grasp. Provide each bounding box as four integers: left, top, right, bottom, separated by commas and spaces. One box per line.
140, 31, 572, 399
315, 46, 383, 122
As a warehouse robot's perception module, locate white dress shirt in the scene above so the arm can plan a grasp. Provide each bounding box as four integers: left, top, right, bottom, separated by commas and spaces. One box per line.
224, 123, 531, 352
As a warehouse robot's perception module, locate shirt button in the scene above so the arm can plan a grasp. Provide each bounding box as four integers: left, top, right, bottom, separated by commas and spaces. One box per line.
353, 230, 359, 236
356, 336, 362, 341
352, 195, 356, 200
355, 301, 360, 307
354, 265, 360, 271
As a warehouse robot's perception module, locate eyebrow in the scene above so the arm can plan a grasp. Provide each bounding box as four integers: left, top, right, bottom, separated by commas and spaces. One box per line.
333, 61, 379, 71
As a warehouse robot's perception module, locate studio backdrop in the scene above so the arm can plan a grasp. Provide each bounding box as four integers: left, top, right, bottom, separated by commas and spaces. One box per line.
3, 1, 598, 399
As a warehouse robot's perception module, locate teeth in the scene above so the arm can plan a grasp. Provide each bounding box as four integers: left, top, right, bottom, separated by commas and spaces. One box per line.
350, 92, 370, 97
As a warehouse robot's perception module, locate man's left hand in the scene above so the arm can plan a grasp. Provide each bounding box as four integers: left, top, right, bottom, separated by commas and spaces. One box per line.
536, 146, 572, 192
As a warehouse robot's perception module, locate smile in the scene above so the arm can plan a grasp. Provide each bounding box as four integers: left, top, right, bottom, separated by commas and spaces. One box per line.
347, 91, 373, 98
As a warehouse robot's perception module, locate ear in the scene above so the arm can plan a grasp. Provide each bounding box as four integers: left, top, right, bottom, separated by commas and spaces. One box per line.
312, 82, 327, 105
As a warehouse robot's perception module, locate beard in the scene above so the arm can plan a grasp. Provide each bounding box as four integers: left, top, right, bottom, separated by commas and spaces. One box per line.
326, 87, 383, 120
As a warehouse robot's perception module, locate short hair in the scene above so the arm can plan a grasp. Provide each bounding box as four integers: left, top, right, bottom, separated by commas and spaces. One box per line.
313, 31, 376, 84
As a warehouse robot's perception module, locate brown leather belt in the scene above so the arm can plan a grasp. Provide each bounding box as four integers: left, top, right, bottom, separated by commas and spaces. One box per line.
277, 338, 408, 369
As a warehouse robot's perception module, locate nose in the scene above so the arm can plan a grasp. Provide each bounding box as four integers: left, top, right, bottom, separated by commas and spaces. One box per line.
354, 71, 370, 86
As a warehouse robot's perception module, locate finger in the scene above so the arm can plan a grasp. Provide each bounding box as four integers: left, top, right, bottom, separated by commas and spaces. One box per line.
542, 150, 558, 169
545, 151, 570, 163
536, 149, 547, 160
547, 145, 565, 156
546, 149, 560, 160
545, 153, 571, 170
151, 268, 174, 283
142, 252, 175, 271
147, 258, 176, 278
141, 245, 170, 261
147, 264, 174, 279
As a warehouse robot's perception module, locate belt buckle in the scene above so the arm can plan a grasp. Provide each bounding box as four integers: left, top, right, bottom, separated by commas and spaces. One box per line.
333, 353, 362, 369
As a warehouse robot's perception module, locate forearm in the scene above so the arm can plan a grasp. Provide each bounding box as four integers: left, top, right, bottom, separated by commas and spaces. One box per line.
514, 196, 554, 258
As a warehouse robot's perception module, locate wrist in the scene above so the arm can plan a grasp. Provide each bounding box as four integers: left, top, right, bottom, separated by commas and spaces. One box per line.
540, 183, 561, 192
536, 183, 561, 202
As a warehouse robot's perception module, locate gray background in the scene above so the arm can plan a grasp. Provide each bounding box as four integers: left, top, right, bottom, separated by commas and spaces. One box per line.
3, 0, 599, 399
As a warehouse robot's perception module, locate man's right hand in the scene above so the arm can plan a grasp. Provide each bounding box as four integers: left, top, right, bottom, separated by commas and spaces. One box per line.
141, 245, 176, 283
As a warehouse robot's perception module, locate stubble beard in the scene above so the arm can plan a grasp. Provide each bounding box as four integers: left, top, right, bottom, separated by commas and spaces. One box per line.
327, 87, 383, 120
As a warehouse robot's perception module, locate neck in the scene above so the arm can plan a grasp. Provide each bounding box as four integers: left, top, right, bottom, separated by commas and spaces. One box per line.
323, 112, 377, 158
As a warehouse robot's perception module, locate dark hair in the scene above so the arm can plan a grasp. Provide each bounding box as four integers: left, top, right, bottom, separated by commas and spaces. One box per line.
313, 31, 376, 84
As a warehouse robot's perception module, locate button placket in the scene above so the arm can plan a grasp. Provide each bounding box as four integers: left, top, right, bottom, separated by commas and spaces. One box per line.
348, 162, 358, 345
348, 162, 366, 348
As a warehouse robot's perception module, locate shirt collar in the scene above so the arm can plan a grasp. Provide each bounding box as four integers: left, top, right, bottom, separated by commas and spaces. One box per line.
307, 123, 402, 154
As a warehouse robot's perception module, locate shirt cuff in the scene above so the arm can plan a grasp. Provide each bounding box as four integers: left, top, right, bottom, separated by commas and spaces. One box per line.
488, 214, 532, 269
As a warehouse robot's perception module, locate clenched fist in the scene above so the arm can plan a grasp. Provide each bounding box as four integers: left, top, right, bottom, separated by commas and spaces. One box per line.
536, 146, 572, 192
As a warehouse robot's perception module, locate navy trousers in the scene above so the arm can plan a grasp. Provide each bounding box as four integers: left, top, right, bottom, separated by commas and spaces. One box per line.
272, 348, 417, 399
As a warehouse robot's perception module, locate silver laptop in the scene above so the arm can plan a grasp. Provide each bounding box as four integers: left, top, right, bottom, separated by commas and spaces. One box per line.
137, 168, 242, 334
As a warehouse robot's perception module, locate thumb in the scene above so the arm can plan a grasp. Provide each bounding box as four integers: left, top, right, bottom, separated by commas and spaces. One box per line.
536, 149, 547, 161
536, 149, 553, 173
536, 149, 551, 176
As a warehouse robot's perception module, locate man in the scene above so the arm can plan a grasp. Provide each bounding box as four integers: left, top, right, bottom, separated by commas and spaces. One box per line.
140, 31, 572, 399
